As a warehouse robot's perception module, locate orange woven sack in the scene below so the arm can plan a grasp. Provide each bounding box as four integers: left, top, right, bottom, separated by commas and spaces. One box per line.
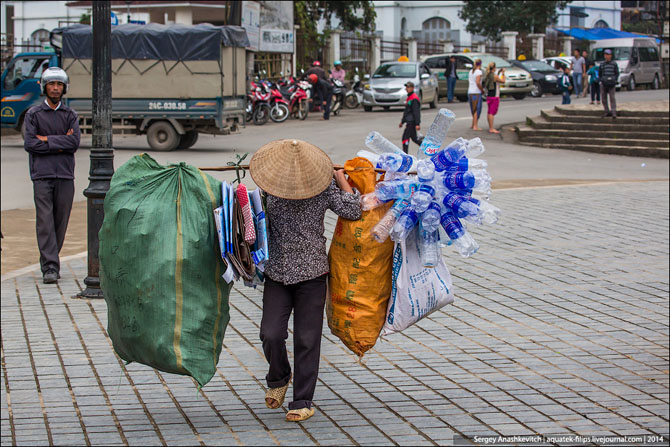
327, 157, 394, 357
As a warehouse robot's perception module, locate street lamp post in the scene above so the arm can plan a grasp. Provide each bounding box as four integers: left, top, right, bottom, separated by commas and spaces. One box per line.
78, 0, 114, 299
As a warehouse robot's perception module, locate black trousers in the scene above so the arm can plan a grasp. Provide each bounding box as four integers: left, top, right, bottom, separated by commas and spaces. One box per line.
402, 122, 422, 153
260, 274, 327, 410
33, 178, 74, 274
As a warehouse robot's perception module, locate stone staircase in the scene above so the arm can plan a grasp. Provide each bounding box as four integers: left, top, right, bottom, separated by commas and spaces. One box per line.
515, 101, 669, 158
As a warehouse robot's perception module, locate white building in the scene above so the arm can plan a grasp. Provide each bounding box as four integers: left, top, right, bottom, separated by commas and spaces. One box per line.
2, 1, 89, 50
371, 0, 623, 48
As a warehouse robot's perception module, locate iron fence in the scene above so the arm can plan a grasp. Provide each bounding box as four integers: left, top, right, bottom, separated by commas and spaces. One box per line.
417, 41, 443, 57
340, 33, 373, 75
380, 39, 408, 62
485, 45, 509, 58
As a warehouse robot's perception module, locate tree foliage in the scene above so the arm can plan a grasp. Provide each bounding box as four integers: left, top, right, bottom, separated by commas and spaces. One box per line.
295, 1, 376, 67
458, 1, 571, 41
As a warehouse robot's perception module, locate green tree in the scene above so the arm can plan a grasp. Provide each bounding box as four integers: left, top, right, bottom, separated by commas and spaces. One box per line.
458, 1, 571, 42
79, 12, 91, 25
294, 1, 376, 68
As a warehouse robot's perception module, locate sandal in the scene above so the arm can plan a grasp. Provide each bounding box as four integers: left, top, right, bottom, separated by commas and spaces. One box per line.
286, 407, 315, 422
265, 375, 291, 409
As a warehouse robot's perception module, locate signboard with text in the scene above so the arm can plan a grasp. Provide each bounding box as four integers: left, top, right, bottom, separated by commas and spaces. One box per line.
259, 1, 293, 53
241, 1, 260, 51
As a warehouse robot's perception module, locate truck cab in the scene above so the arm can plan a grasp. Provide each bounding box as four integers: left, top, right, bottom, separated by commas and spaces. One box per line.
1, 52, 59, 132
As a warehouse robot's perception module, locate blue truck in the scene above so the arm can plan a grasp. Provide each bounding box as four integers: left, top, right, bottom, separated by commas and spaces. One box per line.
1, 23, 248, 151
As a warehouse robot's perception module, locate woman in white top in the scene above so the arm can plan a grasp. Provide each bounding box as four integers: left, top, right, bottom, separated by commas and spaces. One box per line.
468, 59, 484, 131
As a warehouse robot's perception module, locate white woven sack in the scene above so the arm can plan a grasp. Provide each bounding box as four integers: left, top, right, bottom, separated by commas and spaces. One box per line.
382, 228, 454, 336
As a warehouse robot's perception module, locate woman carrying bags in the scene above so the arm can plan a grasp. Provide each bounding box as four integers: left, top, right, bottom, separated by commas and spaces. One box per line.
483, 62, 506, 134
249, 139, 362, 422
468, 59, 484, 131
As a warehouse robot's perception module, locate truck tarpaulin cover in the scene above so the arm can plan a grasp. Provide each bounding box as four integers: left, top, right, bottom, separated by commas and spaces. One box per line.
56, 23, 249, 60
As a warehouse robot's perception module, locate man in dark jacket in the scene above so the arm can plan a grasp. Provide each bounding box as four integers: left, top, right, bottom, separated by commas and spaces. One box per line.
444, 55, 459, 103
308, 73, 333, 120
305, 61, 328, 107
399, 81, 422, 154
599, 49, 620, 119
24, 67, 80, 284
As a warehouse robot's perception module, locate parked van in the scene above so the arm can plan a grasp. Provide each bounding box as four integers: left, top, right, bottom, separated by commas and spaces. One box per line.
591, 38, 662, 91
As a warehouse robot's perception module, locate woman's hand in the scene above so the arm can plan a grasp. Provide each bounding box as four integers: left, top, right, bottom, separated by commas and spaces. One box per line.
334, 169, 353, 193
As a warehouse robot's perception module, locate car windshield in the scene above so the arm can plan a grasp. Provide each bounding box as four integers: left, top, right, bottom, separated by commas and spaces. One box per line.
373, 63, 417, 78
519, 60, 556, 71
593, 47, 631, 61
477, 55, 512, 68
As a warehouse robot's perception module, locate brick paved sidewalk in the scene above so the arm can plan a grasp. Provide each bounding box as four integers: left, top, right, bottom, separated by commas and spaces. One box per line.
2, 182, 669, 446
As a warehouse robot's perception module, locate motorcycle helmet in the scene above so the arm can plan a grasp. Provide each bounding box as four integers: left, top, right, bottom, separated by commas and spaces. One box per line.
334, 60, 342, 66
40, 67, 69, 95
312, 61, 321, 67
308, 74, 318, 84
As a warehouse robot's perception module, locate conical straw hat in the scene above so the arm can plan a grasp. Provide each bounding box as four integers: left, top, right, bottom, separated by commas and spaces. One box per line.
249, 139, 333, 200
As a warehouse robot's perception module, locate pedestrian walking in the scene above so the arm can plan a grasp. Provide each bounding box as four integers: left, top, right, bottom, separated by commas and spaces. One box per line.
599, 49, 619, 119
581, 49, 591, 97
330, 60, 346, 82
23, 67, 80, 284
308, 73, 333, 120
399, 81, 422, 153
587, 62, 600, 105
483, 62, 505, 134
249, 139, 362, 423
444, 55, 459, 103
468, 59, 484, 131
570, 49, 586, 97
559, 65, 572, 104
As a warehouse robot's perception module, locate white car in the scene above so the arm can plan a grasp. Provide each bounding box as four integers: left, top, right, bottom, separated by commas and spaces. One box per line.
363, 61, 439, 111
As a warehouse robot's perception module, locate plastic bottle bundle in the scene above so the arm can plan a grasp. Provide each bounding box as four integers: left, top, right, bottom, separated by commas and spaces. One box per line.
357, 108, 499, 261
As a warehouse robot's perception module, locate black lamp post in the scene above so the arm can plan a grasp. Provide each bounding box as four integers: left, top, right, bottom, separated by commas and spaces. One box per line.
78, 0, 114, 299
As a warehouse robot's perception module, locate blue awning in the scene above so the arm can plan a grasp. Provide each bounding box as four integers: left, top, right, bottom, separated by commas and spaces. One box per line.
552, 27, 661, 43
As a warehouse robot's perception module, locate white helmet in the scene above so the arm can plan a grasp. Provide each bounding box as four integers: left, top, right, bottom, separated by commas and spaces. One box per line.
40, 67, 69, 95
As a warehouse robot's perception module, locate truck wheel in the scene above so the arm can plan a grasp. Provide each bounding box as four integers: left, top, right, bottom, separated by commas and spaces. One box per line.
147, 120, 180, 151
177, 130, 198, 149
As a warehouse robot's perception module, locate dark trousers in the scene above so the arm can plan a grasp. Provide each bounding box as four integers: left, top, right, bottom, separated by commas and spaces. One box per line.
260, 274, 327, 410
402, 122, 422, 154
601, 84, 616, 116
33, 178, 74, 274
323, 92, 332, 120
590, 82, 600, 102
447, 77, 457, 102
562, 90, 571, 104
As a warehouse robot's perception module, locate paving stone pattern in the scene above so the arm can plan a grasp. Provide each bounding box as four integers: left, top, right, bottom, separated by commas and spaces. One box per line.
2, 181, 669, 446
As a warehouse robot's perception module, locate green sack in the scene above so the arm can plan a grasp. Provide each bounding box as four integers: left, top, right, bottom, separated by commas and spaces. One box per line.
99, 153, 230, 387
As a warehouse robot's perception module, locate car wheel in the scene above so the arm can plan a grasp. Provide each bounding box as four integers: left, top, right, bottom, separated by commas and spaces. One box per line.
530, 81, 543, 98
652, 74, 660, 90
627, 75, 636, 91
430, 90, 438, 108
147, 120, 180, 151
364, 105, 372, 112
512, 93, 526, 100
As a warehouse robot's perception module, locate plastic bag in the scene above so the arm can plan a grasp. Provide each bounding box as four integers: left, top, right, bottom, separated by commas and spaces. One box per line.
382, 227, 454, 336
327, 157, 394, 357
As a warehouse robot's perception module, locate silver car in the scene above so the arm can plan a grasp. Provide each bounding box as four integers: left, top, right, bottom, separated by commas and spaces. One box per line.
363, 61, 439, 111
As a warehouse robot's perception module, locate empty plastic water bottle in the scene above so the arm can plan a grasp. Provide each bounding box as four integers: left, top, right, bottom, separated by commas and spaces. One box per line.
431, 137, 487, 170
375, 179, 417, 201
442, 191, 481, 220
357, 150, 417, 173
410, 184, 435, 213
371, 198, 410, 243
390, 208, 419, 242
360, 192, 391, 211
443, 171, 491, 191
416, 158, 436, 182
419, 223, 440, 268
440, 211, 479, 257
366, 131, 404, 154
420, 201, 442, 233
469, 197, 501, 225
441, 157, 488, 173
418, 108, 456, 159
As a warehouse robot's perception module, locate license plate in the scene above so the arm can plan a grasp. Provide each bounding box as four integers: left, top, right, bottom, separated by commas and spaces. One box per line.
516, 83, 528, 88
376, 93, 393, 100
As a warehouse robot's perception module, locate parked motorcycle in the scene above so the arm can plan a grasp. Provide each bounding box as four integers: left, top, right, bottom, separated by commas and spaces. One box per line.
330, 78, 345, 116
262, 79, 290, 123
277, 73, 310, 120
345, 67, 364, 109
247, 80, 271, 125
